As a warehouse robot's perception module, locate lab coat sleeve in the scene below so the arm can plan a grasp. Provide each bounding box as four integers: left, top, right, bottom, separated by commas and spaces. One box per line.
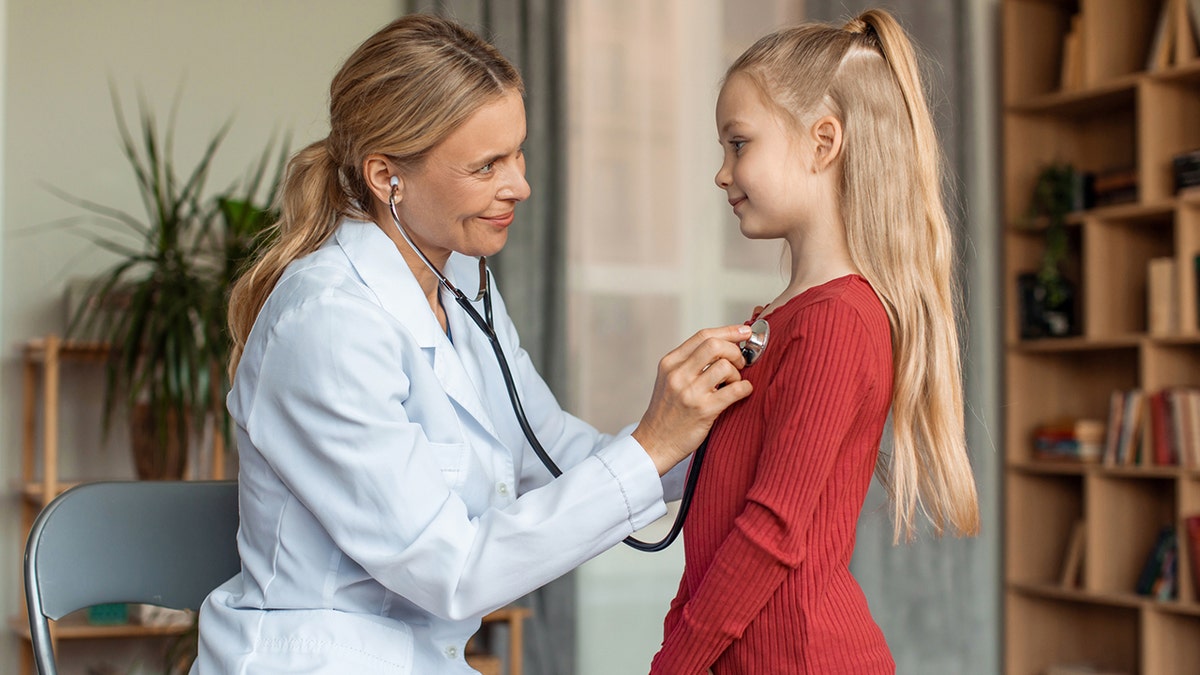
242, 291, 667, 621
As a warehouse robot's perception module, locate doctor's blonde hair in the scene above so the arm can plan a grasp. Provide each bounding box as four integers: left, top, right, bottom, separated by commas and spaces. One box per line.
729, 9, 979, 541
227, 14, 523, 375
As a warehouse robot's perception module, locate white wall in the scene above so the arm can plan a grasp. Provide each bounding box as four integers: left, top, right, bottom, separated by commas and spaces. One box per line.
0, 2, 401, 672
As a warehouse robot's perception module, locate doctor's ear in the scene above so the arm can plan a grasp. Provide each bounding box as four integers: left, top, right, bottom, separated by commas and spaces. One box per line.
363, 154, 402, 205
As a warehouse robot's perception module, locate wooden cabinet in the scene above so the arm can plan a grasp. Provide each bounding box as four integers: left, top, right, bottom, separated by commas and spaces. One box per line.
1003, 1, 1200, 674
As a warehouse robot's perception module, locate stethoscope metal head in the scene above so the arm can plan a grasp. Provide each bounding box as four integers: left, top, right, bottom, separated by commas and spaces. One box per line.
740, 318, 769, 366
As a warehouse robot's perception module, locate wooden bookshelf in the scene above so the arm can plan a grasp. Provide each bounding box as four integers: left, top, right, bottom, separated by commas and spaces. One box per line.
1003, 1, 1200, 674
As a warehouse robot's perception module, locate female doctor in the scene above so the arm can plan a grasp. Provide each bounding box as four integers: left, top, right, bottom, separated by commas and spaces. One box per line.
192, 13, 753, 674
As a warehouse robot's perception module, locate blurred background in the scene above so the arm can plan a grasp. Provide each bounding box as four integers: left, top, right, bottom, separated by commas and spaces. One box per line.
0, 1, 1000, 673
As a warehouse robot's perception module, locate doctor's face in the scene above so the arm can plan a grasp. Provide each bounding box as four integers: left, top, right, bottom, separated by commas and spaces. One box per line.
393, 90, 531, 264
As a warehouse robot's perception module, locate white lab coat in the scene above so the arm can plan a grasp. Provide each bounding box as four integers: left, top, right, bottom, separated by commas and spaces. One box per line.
192, 218, 674, 674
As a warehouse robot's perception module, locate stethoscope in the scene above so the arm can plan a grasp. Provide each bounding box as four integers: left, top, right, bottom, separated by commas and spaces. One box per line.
388, 177, 769, 551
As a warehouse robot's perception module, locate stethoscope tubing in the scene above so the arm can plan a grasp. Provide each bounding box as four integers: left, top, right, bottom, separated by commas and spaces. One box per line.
388, 191, 694, 551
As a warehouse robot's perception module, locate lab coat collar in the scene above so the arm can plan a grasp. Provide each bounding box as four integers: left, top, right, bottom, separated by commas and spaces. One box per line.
334, 219, 500, 439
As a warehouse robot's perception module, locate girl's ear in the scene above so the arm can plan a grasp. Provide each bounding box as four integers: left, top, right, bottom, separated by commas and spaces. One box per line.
363, 154, 401, 205
810, 116, 844, 172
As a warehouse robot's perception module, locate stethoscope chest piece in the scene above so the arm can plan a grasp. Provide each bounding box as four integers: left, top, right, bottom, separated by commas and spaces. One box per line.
740, 318, 770, 366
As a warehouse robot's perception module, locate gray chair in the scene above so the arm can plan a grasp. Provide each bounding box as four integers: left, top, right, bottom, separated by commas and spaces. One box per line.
23, 480, 239, 675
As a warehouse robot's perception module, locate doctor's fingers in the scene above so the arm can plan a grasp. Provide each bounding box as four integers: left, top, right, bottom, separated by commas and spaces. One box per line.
696, 359, 753, 409
660, 326, 751, 372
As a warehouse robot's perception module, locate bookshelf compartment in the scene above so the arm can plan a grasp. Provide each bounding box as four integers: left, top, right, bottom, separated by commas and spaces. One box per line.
1006, 591, 1139, 675
1086, 473, 1177, 596
1144, 609, 1200, 675
1140, 78, 1200, 203
1078, 0, 1164, 84
1178, 478, 1200, 604
1176, 200, 1200, 334
1007, 472, 1085, 586
1084, 215, 1174, 337
1003, 110, 1137, 224
1006, 349, 1138, 464
1006, 225, 1085, 343
1002, 0, 1080, 103
1143, 342, 1200, 390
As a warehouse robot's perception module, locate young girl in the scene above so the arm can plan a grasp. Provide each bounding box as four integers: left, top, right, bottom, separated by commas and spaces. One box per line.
649, 9, 980, 675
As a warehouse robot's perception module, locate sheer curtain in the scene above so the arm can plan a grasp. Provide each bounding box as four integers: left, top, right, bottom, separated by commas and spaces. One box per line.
803, 2, 1002, 674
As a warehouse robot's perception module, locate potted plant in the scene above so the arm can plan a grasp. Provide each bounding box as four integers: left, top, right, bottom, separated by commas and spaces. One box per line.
1019, 162, 1086, 339
63, 91, 284, 479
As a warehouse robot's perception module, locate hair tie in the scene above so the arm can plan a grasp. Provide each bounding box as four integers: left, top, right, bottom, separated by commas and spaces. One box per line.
845, 17, 880, 44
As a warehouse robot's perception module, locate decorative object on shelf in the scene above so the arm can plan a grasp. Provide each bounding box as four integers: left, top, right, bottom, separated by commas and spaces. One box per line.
1134, 524, 1178, 600
60, 89, 285, 479
1174, 148, 1200, 193
1018, 163, 1088, 339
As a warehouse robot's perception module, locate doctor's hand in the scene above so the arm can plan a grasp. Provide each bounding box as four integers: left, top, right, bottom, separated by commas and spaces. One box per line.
632, 325, 754, 476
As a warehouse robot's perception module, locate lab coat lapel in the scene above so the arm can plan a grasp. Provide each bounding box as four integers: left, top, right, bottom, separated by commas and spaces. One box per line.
334, 220, 500, 440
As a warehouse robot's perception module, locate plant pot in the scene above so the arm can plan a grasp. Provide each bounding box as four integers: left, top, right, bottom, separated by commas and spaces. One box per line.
1018, 272, 1078, 339
130, 402, 189, 480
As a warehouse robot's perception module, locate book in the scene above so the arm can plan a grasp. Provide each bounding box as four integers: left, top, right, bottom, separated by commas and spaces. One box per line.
1148, 390, 1174, 465
1148, 0, 1177, 71
1147, 257, 1177, 335
1104, 389, 1123, 461
1176, 0, 1199, 64
1103, 389, 1126, 464
1185, 515, 1200, 599
1135, 524, 1177, 599
1060, 520, 1086, 588
1060, 14, 1085, 91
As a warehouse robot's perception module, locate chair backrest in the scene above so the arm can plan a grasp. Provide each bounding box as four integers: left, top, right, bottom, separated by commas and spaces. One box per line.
24, 480, 239, 675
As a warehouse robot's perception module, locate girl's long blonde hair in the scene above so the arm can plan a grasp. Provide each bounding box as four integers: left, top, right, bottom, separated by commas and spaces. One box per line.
226, 15, 523, 376
729, 9, 979, 540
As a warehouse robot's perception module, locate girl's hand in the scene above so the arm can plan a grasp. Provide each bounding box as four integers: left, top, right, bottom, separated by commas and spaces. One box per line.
632, 325, 754, 475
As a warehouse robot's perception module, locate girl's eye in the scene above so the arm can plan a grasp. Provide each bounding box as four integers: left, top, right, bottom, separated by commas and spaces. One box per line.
730, 140, 746, 154
479, 162, 495, 175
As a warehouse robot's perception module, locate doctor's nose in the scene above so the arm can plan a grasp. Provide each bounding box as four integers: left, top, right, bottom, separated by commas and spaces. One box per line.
499, 166, 531, 202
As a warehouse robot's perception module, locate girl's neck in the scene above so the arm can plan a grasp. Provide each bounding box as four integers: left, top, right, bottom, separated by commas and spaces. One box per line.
759, 219, 858, 318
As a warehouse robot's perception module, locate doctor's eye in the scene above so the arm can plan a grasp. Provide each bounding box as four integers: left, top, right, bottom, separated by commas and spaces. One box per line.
478, 162, 495, 175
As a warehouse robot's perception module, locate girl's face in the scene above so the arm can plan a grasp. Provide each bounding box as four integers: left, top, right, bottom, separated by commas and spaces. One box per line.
393, 91, 530, 264
714, 72, 817, 239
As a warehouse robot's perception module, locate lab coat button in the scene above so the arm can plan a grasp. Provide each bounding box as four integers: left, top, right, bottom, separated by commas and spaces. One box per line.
444, 646, 459, 659
497, 482, 509, 495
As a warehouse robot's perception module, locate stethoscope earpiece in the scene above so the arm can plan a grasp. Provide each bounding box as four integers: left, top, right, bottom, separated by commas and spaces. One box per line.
740, 318, 770, 366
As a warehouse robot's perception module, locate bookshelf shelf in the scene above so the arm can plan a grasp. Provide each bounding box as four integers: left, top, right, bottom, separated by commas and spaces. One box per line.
1004, 1, 1200, 673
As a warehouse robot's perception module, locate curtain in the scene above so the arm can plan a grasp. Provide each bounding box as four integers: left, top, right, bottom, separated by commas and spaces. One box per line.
403, 2, 572, 674
803, 2, 1001, 674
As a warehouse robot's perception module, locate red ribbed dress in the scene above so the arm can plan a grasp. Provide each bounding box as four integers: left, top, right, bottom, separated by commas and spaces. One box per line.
650, 275, 895, 675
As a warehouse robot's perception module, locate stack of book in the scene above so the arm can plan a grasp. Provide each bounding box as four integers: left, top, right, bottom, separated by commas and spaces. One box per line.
1033, 419, 1105, 462
1103, 388, 1200, 467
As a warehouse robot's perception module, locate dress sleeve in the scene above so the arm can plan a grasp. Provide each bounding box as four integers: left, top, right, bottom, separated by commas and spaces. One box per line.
650, 301, 875, 674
